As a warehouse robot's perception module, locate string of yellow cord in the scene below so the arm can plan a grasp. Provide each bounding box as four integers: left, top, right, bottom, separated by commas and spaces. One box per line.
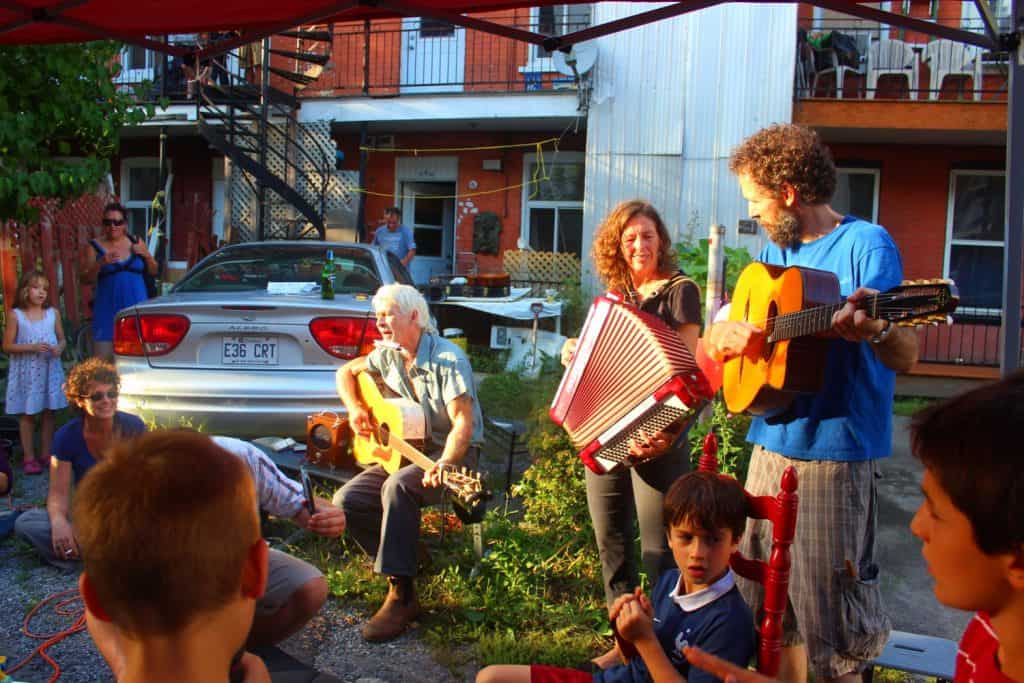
351, 138, 556, 200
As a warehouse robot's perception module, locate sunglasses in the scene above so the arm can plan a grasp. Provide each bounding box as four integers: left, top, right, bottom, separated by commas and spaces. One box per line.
102, 218, 127, 227
81, 389, 118, 402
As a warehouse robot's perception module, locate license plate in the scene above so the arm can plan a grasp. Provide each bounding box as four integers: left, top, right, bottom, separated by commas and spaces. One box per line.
221, 336, 279, 365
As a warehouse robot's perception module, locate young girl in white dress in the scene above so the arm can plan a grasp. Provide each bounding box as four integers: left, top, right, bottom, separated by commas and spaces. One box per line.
2, 270, 68, 475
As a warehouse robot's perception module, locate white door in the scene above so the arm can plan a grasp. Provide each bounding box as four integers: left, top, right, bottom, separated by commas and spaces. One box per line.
401, 182, 455, 285
400, 17, 465, 93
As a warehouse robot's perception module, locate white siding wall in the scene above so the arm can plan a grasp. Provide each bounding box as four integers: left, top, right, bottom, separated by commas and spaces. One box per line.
582, 2, 797, 291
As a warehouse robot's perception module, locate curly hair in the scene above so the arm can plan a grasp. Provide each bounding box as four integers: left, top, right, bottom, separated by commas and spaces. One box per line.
729, 124, 836, 205
592, 200, 677, 295
65, 358, 120, 406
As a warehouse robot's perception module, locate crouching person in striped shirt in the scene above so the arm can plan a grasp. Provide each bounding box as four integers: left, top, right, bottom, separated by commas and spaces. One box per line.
210, 435, 346, 647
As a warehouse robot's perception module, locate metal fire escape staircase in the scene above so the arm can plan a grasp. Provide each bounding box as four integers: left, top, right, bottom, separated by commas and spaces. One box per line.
195, 29, 334, 241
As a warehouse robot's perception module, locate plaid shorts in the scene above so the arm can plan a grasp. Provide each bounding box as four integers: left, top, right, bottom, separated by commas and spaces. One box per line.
737, 446, 891, 678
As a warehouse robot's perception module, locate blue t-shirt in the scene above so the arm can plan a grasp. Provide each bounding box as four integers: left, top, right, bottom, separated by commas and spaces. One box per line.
372, 224, 416, 260
747, 216, 903, 462
53, 411, 147, 483
595, 570, 756, 683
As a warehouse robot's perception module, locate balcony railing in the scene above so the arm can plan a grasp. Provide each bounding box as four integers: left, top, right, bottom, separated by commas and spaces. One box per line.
319, 16, 590, 96
917, 309, 1024, 367
114, 34, 244, 104
796, 19, 1010, 101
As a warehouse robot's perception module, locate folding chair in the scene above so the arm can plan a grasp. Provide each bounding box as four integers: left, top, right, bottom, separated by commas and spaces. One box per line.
697, 433, 799, 677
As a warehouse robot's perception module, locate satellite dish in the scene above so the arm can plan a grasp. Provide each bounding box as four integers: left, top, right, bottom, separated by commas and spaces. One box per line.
552, 42, 598, 78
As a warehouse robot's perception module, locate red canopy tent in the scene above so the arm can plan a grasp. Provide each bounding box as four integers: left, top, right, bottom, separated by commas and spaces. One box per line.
1, 0, 1020, 374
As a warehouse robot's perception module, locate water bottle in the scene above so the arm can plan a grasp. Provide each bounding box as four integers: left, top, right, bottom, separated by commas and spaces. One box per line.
321, 249, 335, 300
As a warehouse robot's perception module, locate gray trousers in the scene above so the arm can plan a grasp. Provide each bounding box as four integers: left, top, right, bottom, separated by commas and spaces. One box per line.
14, 508, 79, 570
585, 449, 689, 608
14, 508, 320, 617
334, 452, 477, 578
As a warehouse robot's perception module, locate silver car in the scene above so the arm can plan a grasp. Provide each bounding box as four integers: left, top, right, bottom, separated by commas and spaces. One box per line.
114, 241, 413, 439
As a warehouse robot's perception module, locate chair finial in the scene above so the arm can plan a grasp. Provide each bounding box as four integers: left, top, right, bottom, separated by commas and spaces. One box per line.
698, 431, 719, 473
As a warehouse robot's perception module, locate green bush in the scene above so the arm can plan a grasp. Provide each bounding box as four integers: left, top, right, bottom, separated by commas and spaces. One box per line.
686, 397, 754, 483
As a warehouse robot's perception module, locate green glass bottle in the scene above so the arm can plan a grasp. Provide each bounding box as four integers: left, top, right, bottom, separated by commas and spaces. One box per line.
321, 249, 335, 300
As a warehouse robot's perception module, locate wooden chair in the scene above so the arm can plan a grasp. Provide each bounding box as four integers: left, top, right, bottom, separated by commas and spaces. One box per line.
697, 433, 798, 678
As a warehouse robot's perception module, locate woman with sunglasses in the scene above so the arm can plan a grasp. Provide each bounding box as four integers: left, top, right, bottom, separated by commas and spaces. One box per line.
79, 201, 158, 360
14, 358, 146, 568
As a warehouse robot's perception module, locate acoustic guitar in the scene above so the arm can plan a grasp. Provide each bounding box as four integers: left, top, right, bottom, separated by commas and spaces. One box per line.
352, 371, 490, 522
722, 262, 959, 415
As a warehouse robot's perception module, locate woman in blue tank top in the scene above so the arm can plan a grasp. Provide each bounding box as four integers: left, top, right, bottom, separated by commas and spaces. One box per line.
78, 202, 157, 360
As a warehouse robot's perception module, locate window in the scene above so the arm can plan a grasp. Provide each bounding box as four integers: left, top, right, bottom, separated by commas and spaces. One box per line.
120, 158, 170, 239
944, 170, 1005, 312
524, 5, 592, 69
960, 0, 1011, 32
115, 45, 154, 84
833, 168, 879, 222
420, 19, 455, 38
386, 252, 414, 285
521, 152, 585, 257
178, 245, 379, 293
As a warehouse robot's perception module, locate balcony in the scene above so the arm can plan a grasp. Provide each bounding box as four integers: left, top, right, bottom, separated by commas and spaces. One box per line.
796, 17, 1010, 102
114, 34, 246, 105
301, 14, 590, 97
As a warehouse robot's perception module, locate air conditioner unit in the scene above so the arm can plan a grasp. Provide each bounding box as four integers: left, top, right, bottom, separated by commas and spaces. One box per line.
376, 134, 396, 149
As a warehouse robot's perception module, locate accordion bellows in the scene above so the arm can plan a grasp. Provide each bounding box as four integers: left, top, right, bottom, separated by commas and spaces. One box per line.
550, 295, 713, 474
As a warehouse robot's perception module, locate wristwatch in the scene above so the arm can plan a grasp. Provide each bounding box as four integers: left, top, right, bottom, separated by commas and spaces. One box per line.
871, 319, 893, 344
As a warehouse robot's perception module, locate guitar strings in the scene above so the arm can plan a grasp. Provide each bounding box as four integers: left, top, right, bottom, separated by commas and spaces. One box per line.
741, 292, 937, 329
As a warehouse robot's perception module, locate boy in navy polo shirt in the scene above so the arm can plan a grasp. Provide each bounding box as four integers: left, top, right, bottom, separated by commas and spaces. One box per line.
477, 471, 756, 683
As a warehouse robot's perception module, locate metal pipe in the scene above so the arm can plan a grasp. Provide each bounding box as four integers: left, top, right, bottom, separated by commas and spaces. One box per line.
1001, 0, 1024, 375
257, 35, 271, 241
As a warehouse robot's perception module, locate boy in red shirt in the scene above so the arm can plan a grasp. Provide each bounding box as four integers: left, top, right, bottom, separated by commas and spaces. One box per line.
908, 370, 1024, 682
684, 371, 1024, 683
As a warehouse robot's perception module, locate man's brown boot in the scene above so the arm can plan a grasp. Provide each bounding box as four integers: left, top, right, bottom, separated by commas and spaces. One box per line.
361, 575, 420, 642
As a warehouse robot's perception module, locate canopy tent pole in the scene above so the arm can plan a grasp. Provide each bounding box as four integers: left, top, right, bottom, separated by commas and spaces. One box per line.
1002, 0, 1024, 375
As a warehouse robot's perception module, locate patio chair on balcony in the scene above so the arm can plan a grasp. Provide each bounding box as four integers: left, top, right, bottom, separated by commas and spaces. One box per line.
811, 44, 865, 98
867, 38, 920, 99
923, 39, 983, 100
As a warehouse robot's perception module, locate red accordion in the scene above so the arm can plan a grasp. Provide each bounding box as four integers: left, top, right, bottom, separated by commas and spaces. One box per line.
550, 294, 712, 474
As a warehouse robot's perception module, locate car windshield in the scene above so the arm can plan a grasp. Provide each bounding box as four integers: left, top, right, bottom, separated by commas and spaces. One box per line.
176, 245, 382, 294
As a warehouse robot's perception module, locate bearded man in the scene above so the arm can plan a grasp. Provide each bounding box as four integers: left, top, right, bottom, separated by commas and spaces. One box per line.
705, 124, 918, 683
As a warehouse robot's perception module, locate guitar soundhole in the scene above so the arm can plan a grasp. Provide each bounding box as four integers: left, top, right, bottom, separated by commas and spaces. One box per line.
378, 423, 391, 447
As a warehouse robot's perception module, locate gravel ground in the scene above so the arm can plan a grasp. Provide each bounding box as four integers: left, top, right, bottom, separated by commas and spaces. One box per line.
0, 468, 479, 683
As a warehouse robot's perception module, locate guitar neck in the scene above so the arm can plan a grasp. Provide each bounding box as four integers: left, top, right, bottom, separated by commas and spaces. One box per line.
768, 294, 887, 343
387, 433, 438, 472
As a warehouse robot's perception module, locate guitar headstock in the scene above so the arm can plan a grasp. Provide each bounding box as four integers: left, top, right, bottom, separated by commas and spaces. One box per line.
441, 466, 492, 514
884, 279, 959, 327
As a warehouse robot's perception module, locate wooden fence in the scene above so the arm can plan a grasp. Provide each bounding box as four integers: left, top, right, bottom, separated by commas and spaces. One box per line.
1, 192, 110, 329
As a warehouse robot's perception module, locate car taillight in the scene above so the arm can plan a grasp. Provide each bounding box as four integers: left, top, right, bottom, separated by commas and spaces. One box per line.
310, 317, 378, 359
360, 319, 382, 356
114, 314, 190, 357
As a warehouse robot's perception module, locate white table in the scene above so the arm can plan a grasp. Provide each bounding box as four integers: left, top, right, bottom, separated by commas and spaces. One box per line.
438, 291, 563, 335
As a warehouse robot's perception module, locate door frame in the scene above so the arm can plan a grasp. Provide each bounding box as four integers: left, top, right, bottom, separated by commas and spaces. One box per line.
394, 156, 459, 282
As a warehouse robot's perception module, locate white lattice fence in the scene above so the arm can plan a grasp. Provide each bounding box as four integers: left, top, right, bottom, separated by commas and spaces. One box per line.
227, 118, 351, 242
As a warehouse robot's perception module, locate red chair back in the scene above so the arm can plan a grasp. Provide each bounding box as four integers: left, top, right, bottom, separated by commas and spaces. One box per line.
697, 432, 798, 677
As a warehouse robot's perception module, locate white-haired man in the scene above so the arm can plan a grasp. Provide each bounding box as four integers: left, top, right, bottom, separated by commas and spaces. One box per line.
334, 283, 483, 642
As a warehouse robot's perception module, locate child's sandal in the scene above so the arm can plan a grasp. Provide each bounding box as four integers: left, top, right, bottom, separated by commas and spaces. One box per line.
23, 459, 43, 476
